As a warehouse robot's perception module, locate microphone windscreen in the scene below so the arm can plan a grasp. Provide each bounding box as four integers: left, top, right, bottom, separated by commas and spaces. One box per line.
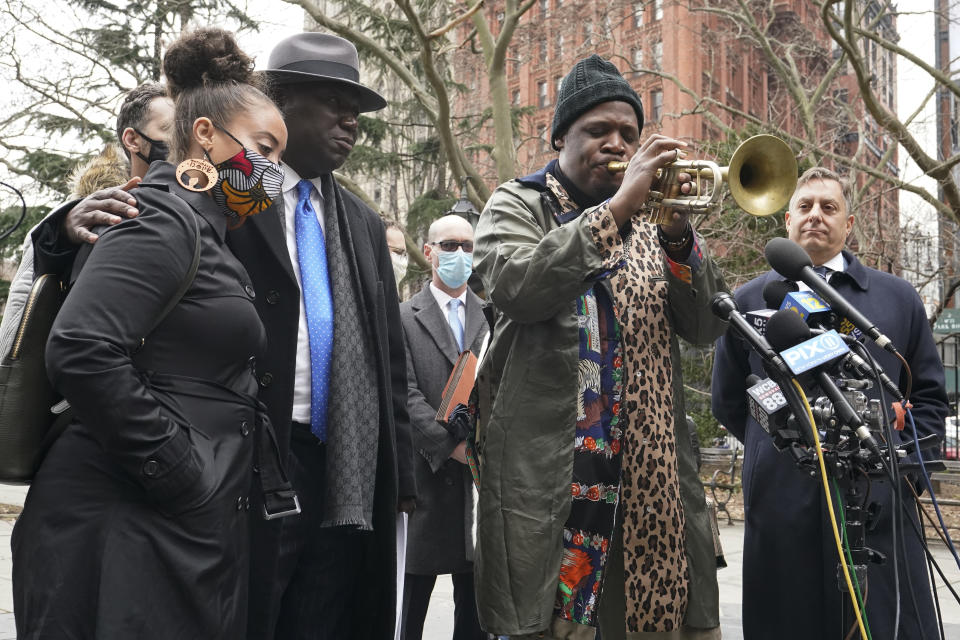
762, 280, 799, 310
710, 291, 737, 320
765, 308, 812, 353
765, 238, 813, 280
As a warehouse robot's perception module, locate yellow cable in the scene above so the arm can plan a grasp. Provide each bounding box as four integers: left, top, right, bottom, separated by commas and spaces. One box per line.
790, 379, 869, 639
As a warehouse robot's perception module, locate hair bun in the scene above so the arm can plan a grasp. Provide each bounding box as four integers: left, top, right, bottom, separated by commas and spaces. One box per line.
164, 28, 255, 99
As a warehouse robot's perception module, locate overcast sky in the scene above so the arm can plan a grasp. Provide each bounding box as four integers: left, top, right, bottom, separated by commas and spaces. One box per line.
896, 1, 939, 230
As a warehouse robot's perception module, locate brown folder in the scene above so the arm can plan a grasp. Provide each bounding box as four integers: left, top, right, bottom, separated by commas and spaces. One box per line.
435, 350, 478, 423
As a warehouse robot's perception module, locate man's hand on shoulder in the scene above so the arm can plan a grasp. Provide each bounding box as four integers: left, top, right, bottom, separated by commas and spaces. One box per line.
450, 441, 468, 464
64, 177, 142, 244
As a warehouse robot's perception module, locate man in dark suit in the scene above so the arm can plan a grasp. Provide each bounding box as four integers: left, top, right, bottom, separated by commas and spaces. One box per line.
399, 214, 488, 640
35, 33, 415, 640
711, 167, 946, 639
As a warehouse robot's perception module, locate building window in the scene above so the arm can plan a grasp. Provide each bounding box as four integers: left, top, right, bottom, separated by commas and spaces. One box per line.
584, 21, 593, 45
556, 0, 562, 8
603, 15, 612, 37
555, 75, 563, 97
653, 0, 662, 20
652, 40, 662, 71
540, 0, 548, 15
556, 33, 564, 58
538, 125, 547, 152
632, 47, 643, 69
513, 89, 521, 105
633, 2, 643, 28
540, 37, 548, 60
651, 89, 663, 123
538, 80, 548, 107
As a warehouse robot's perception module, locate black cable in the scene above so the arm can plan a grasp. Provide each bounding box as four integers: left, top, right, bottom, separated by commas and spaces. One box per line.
0, 181, 27, 241
920, 499, 947, 640
858, 342, 929, 640
899, 491, 960, 615
852, 339, 906, 637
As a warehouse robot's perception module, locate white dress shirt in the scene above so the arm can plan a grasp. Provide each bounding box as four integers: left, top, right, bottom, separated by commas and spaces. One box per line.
429, 282, 467, 340
282, 165, 327, 424
797, 252, 846, 292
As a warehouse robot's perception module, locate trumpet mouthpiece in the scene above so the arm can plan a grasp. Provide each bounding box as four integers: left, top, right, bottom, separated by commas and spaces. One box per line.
607, 161, 629, 173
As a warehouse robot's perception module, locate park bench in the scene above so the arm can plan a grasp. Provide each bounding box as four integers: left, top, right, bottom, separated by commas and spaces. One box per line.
700, 446, 741, 525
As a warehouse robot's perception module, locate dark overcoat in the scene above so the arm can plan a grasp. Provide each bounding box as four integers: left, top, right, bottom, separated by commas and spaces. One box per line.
226, 177, 415, 640
711, 250, 947, 639
400, 284, 487, 575
30, 172, 415, 640
14, 162, 266, 639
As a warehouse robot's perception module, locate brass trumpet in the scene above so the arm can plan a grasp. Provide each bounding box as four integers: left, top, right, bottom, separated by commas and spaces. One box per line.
606, 134, 798, 222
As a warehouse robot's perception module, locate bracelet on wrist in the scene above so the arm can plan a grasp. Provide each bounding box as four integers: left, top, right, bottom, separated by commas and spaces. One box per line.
658, 225, 693, 251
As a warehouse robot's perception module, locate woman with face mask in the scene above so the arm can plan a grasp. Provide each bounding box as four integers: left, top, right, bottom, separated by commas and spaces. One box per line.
12, 29, 290, 639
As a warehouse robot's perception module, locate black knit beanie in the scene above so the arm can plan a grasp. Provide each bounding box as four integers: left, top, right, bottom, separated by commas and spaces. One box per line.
550, 54, 644, 151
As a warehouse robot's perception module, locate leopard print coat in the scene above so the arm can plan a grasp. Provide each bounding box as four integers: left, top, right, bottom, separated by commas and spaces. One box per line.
472, 172, 728, 637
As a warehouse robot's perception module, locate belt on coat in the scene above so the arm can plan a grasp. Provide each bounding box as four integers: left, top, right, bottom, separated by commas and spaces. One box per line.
140, 370, 301, 520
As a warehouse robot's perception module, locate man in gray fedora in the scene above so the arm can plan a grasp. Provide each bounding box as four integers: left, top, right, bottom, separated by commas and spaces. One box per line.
245, 32, 416, 640
34, 31, 416, 640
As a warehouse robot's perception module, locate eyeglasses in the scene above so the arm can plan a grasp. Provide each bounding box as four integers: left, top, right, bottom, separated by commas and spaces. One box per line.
430, 240, 474, 253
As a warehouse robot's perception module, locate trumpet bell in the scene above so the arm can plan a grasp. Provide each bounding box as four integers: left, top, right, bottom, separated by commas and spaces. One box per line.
726, 134, 798, 217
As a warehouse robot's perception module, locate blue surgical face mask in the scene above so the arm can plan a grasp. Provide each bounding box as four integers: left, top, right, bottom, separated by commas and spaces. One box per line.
436, 248, 473, 289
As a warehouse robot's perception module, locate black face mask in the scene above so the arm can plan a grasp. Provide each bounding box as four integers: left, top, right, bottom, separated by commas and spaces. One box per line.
133, 128, 170, 164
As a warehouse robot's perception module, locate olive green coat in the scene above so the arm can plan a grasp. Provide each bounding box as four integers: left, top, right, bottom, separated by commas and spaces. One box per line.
472, 178, 728, 637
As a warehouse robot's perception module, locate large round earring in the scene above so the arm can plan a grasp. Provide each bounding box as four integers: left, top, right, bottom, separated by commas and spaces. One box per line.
175, 158, 218, 192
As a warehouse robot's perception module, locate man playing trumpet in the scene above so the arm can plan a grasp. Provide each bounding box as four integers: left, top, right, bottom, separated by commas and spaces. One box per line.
471, 54, 729, 639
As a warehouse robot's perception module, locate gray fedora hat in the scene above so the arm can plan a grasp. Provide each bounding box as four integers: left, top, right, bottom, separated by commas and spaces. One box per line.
265, 32, 387, 112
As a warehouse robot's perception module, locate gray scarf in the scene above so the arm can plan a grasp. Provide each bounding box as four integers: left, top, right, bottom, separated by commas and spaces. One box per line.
318, 174, 379, 529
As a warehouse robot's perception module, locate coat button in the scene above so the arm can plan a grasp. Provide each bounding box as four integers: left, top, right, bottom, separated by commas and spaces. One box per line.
243, 284, 256, 299
240, 421, 250, 437
142, 459, 159, 477
266, 290, 280, 305
259, 372, 273, 387
236, 496, 244, 511
248, 356, 257, 369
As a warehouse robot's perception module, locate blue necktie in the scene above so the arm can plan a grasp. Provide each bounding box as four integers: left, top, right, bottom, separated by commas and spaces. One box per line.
448, 299, 464, 352
295, 180, 334, 441
813, 265, 831, 281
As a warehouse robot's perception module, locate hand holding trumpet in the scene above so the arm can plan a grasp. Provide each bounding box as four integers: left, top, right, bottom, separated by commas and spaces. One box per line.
607, 134, 694, 241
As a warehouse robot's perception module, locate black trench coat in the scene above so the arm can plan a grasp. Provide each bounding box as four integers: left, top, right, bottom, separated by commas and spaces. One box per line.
13, 162, 267, 639
30, 167, 416, 640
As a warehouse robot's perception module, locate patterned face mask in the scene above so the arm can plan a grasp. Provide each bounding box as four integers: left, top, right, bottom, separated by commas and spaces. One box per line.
208, 125, 284, 220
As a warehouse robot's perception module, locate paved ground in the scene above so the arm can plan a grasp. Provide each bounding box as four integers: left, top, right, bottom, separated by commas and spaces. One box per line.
0, 482, 956, 639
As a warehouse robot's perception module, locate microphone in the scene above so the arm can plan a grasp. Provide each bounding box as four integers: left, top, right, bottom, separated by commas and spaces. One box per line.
764, 237, 898, 354
744, 309, 775, 335
746, 374, 790, 435
766, 310, 882, 456
762, 279, 863, 340
762, 280, 798, 310
711, 292, 790, 377
761, 261, 900, 400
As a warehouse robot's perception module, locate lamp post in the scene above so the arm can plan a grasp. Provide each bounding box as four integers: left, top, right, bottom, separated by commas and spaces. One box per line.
449, 176, 481, 227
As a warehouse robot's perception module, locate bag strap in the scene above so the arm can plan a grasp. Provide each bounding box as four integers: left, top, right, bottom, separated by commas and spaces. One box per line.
147, 211, 201, 337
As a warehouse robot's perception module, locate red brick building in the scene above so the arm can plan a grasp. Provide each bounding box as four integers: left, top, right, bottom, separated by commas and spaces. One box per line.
452, 0, 900, 268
